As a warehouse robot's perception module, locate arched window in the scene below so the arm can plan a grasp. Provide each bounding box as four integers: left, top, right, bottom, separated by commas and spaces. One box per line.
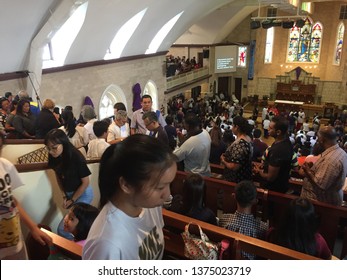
143, 80, 159, 110
98, 84, 127, 120
264, 27, 274, 63
334, 22, 345, 65
287, 18, 323, 63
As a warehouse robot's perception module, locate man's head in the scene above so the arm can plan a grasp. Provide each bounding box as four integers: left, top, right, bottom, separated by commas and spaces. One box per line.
253, 128, 262, 139
142, 111, 159, 131
317, 125, 338, 149
183, 112, 200, 131
93, 120, 109, 139
18, 90, 30, 101
235, 181, 257, 209
114, 110, 128, 128
141, 95, 152, 112
269, 116, 288, 139
113, 102, 127, 115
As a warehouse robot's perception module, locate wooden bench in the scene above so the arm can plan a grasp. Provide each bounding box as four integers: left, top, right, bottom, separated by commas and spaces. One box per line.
210, 163, 347, 201
40, 228, 82, 259
162, 209, 320, 260
171, 170, 347, 259
27, 211, 318, 260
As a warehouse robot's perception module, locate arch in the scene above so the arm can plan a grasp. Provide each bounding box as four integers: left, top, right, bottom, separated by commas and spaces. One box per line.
334, 22, 345, 65
143, 80, 159, 110
98, 84, 127, 120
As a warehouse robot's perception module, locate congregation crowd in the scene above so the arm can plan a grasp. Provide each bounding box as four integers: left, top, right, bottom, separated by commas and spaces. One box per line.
1, 89, 347, 260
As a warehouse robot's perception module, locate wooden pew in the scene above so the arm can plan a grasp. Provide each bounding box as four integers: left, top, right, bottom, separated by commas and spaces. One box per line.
162, 209, 320, 260
170, 170, 347, 259
29, 211, 319, 260
210, 162, 347, 201
40, 228, 82, 259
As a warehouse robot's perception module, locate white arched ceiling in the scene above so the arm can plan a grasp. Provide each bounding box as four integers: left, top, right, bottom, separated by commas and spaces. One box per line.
0, 0, 337, 74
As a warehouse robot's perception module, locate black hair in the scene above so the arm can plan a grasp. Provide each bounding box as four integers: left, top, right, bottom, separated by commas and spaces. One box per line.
93, 120, 109, 137
183, 112, 200, 128
5, 92, 12, 98
113, 102, 126, 111
253, 128, 262, 138
233, 116, 253, 136
273, 198, 319, 256
98, 134, 177, 208
142, 111, 158, 122
45, 128, 80, 172
235, 180, 257, 208
141, 94, 152, 101
16, 99, 31, 116
184, 173, 206, 212
271, 116, 289, 135
70, 203, 99, 241
165, 115, 174, 126
0, 97, 9, 109
61, 110, 77, 138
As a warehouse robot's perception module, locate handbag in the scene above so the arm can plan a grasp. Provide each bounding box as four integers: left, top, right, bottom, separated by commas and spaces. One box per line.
181, 222, 219, 260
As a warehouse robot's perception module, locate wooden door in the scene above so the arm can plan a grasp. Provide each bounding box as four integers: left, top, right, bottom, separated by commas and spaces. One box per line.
218, 77, 230, 98
234, 78, 242, 103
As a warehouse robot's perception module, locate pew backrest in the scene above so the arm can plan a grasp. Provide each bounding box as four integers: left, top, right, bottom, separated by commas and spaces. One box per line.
162, 209, 320, 260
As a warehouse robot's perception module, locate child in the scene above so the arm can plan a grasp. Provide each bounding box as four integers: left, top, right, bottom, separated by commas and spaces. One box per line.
0, 134, 51, 259
83, 134, 177, 260
184, 173, 217, 225
86, 120, 110, 159
219, 180, 268, 260
63, 202, 99, 246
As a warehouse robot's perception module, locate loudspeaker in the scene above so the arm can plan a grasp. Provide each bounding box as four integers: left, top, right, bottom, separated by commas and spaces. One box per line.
203, 49, 209, 58
262, 20, 273, 29
282, 21, 294, 29
296, 19, 305, 28
250, 21, 261, 29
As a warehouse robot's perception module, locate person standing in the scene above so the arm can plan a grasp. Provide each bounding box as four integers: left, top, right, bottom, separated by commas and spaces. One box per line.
220, 116, 253, 183
173, 112, 211, 177
83, 135, 176, 259
45, 129, 93, 240
300, 126, 347, 206
0, 134, 52, 259
130, 95, 166, 135
142, 111, 169, 146
254, 116, 294, 193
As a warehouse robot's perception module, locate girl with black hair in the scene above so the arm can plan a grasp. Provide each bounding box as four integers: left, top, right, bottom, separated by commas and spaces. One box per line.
83, 134, 177, 260
45, 128, 93, 240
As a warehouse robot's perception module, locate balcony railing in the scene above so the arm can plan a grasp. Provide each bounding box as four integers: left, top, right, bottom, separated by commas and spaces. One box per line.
166, 66, 209, 90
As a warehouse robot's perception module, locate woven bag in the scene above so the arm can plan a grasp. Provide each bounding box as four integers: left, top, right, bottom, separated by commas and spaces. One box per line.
181, 223, 219, 260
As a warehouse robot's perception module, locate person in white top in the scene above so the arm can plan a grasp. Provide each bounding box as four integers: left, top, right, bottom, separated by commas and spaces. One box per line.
107, 110, 129, 144
87, 120, 110, 159
80, 105, 98, 141
83, 134, 177, 260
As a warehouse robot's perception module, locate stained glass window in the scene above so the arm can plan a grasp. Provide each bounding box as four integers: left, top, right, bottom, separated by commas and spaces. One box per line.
238, 46, 247, 67
287, 18, 323, 63
334, 22, 344, 65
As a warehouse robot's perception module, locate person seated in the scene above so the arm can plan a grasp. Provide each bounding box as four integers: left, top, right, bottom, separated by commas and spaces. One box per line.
183, 173, 217, 225
219, 180, 268, 259
266, 198, 332, 259
61, 202, 99, 247
107, 110, 130, 144
12, 99, 36, 139
86, 120, 110, 160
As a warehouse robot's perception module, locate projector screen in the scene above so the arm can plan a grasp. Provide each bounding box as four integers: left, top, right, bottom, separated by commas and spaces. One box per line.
215, 45, 237, 73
